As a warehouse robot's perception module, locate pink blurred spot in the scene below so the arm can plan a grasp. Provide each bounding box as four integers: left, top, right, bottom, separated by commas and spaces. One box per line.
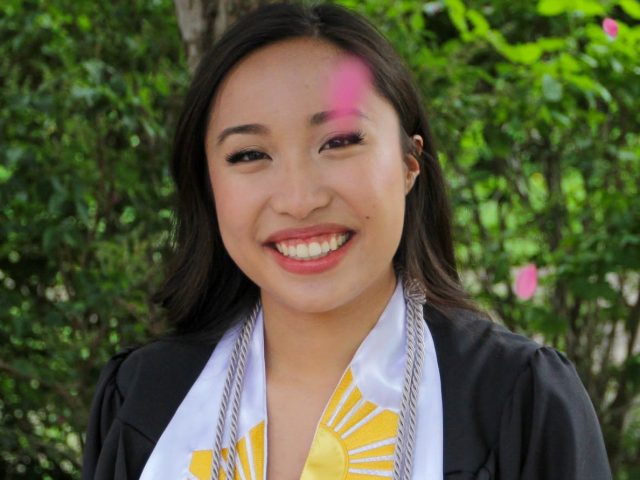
602, 18, 618, 38
515, 264, 538, 300
327, 57, 372, 120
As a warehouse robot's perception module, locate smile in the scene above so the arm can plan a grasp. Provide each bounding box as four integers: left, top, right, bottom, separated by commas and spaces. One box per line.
266, 230, 355, 275
273, 232, 352, 260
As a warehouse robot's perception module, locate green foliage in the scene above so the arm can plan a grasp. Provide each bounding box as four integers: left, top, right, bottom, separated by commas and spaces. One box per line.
0, 0, 187, 476
338, 0, 639, 476
1, 0, 638, 477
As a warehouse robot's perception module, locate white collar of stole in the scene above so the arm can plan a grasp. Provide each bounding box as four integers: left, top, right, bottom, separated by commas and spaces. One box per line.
140, 280, 443, 479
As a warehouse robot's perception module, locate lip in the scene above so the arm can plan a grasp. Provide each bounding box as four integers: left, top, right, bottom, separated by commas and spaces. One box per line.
265, 232, 355, 275
263, 223, 354, 244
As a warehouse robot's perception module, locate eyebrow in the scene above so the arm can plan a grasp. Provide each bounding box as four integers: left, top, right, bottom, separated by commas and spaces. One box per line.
215, 108, 369, 146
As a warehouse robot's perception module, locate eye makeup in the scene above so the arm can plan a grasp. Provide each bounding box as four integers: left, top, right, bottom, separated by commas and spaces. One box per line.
224, 129, 366, 164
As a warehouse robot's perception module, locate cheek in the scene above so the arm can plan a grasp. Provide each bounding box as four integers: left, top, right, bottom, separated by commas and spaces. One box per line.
354, 157, 407, 254
209, 168, 257, 245
338, 151, 407, 215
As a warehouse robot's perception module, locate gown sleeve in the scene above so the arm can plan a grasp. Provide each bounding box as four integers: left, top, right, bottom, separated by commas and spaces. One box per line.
82, 347, 152, 480
497, 346, 612, 479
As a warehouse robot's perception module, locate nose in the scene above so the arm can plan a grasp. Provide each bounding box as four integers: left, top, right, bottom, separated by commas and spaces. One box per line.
269, 158, 331, 220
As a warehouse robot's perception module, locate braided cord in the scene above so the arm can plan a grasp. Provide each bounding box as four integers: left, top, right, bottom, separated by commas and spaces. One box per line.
210, 303, 260, 480
392, 276, 427, 480
401, 280, 426, 478
209, 276, 426, 480
392, 281, 416, 479
209, 323, 245, 479
223, 303, 259, 479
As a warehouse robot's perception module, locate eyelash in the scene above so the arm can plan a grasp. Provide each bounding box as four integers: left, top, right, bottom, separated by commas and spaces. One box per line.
224, 130, 366, 164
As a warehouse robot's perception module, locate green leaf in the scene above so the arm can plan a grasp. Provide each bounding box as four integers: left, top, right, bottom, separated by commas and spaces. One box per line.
619, 0, 640, 19
500, 42, 543, 64
444, 0, 468, 35
542, 74, 564, 101
0, 164, 13, 184
410, 11, 424, 32
76, 14, 91, 32
537, 37, 566, 52
577, 0, 607, 16
537, 0, 606, 16
466, 9, 490, 36
538, 0, 569, 16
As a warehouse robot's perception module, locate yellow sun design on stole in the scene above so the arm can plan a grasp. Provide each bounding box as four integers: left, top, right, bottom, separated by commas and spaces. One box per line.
189, 422, 265, 480
189, 368, 399, 480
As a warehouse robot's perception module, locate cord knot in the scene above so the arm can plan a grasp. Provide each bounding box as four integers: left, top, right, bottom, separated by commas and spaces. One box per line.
402, 276, 426, 305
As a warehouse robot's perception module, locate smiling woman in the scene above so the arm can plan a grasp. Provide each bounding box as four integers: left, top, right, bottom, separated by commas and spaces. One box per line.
82, 2, 612, 480
207, 36, 419, 317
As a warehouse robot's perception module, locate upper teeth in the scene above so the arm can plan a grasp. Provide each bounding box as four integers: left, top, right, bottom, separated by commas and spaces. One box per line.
275, 233, 350, 260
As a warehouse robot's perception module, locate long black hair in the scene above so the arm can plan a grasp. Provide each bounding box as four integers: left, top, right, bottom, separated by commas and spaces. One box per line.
154, 1, 488, 341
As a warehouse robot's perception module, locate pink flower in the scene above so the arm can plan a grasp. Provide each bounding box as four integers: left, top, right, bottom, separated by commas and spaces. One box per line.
602, 18, 618, 38
515, 264, 538, 300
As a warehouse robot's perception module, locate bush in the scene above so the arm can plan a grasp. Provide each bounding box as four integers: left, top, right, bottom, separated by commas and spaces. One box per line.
1, 0, 638, 477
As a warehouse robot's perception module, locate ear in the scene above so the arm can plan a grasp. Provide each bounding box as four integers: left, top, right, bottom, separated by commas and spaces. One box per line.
404, 134, 423, 195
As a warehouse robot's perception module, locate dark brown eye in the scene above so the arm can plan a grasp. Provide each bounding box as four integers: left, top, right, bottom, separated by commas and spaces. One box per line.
321, 131, 365, 151
225, 150, 268, 164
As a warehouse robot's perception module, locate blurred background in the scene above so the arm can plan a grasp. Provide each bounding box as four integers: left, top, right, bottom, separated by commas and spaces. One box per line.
0, 0, 638, 478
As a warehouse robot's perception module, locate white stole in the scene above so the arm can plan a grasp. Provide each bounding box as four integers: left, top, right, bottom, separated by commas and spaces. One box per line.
140, 280, 443, 479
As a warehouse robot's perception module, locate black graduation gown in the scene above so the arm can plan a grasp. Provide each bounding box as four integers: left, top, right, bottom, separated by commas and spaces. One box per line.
82, 304, 613, 479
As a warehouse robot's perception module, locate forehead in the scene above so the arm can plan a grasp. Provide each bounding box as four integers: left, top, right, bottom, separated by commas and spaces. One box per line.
208, 37, 394, 131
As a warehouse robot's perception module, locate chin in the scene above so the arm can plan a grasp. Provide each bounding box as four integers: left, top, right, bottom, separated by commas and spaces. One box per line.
277, 292, 348, 314
262, 281, 363, 316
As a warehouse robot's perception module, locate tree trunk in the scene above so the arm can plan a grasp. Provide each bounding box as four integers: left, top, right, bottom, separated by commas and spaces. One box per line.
173, 0, 274, 73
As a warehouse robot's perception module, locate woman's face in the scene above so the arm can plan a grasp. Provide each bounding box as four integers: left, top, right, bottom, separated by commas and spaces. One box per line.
205, 37, 420, 315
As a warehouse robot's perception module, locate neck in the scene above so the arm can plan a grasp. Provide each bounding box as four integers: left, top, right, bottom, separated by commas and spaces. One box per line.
261, 271, 397, 387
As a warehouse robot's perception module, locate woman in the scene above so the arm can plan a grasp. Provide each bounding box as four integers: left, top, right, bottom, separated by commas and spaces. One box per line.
82, 2, 612, 479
